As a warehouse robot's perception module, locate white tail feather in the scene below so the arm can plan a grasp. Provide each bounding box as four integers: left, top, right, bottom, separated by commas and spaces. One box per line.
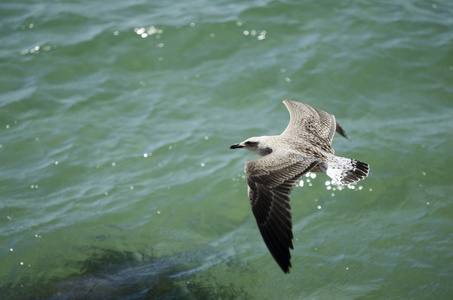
319, 156, 369, 185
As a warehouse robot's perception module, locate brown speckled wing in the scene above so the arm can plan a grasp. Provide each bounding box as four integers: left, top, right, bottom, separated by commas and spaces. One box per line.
281, 100, 347, 146
245, 151, 319, 273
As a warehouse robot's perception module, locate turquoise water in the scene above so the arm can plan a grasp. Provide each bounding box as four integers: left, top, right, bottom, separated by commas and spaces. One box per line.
1, 0, 453, 298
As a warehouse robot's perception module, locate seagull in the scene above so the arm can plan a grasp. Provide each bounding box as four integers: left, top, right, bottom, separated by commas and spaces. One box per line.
230, 100, 369, 273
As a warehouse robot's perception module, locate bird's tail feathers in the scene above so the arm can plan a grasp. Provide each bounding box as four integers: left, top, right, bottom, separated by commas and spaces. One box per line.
320, 156, 369, 185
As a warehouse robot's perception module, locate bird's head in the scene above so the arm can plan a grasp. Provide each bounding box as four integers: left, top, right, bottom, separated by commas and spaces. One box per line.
230, 136, 273, 156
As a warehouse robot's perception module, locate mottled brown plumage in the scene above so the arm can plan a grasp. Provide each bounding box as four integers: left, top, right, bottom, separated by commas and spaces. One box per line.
230, 100, 369, 273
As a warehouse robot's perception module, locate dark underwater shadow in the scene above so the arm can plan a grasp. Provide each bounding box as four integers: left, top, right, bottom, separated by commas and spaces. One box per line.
5, 246, 251, 300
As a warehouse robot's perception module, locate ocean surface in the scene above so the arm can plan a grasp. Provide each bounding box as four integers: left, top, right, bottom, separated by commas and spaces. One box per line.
1, 0, 452, 299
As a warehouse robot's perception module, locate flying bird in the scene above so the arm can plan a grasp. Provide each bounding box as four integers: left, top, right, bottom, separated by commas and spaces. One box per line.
230, 100, 369, 273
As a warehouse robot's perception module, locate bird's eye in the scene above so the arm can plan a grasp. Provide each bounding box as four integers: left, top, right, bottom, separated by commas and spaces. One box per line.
245, 141, 258, 146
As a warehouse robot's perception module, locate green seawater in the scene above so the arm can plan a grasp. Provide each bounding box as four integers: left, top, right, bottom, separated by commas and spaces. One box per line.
1, 0, 452, 299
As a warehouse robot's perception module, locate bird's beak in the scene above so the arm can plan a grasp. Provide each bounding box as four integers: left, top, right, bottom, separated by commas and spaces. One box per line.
230, 143, 243, 149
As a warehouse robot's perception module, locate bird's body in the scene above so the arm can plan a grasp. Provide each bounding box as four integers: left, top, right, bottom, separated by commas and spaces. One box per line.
230, 100, 369, 273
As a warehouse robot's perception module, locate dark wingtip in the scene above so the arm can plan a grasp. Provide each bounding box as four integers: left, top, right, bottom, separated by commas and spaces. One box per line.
279, 259, 291, 274
257, 226, 293, 274
282, 265, 291, 274
336, 122, 349, 140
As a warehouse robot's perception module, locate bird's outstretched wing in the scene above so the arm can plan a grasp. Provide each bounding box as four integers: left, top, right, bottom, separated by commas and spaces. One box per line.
281, 100, 347, 147
245, 150, 319, 273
